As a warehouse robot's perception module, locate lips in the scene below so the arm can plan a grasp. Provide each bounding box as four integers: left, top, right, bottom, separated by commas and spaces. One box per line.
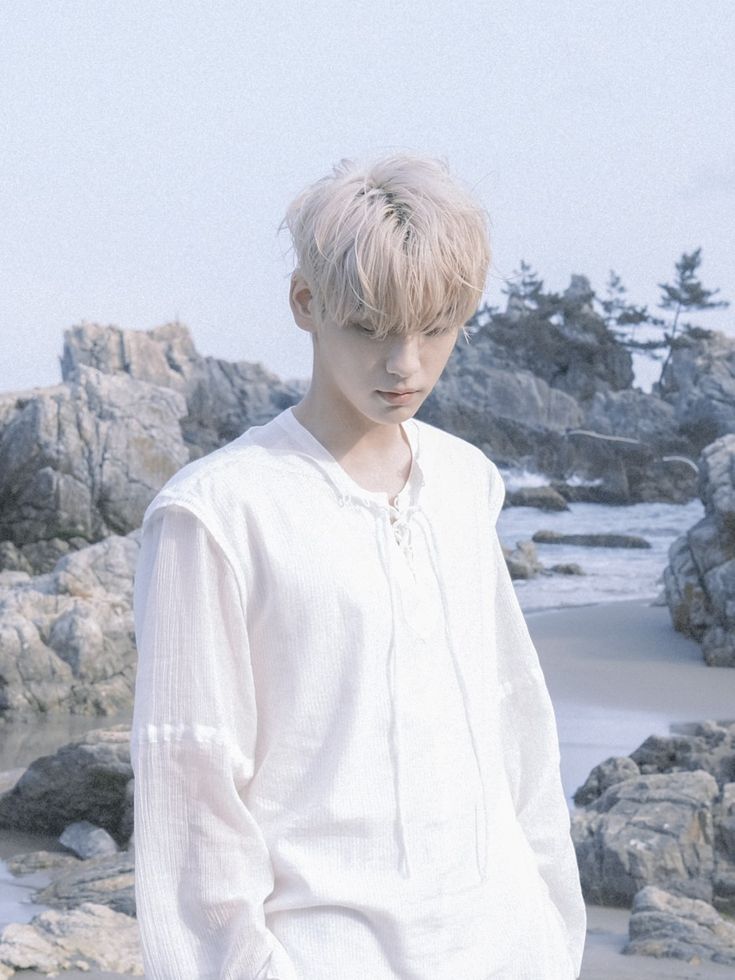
377, 389, 418, 405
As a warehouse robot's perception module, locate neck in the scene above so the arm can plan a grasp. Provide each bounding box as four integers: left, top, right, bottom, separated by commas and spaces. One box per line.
292, 386, 407, 461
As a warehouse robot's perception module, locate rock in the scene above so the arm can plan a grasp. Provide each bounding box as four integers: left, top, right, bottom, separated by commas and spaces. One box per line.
700, 435, 735, 535
418, 358, 583, 471
0, 364, 188, 573
549, 480, 626, 505
629, 722, 735, 788
59, 820, 120, 859
571, 724, 735, 913
717, 782, 735, 861
581, 388, 698, 502
664, 434, 735, 665
62, 321, 303, 459
654, 327, 735, 452
7, 850, 82, 876
0, 726, 133, 842
532, 529, 651, 548
550, 562, 583, 575
0, 535, 139, 718
571, 769, 719, 906
0, 901, 142, 975
624, 884, 735, 965
664, 531, 713, 641
502, 540, 545, 579
573, 756, 641, 806
33, 849, 135, 917
506, 486, 569, 510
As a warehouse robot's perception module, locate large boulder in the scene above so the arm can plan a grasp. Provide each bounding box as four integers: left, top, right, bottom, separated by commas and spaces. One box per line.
0, 901, 142, 976
624, 885, 735, 964
664, 435, 735, 665
0, 726, 133, 841
0, 537, 139, 718
572, 769, 719, 906
0, 365, 187, 573
61, 320, 303, 458
654, 327, 735, 451
571, 722, 735, 915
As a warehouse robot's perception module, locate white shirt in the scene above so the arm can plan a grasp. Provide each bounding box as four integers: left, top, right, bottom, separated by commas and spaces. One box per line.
131, 405, 586, 979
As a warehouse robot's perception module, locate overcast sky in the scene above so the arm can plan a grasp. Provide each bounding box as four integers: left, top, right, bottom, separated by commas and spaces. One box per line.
2, 0, 733, 394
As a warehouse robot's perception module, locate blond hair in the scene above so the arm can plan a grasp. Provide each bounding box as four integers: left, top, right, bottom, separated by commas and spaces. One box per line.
280, 152, 491, 339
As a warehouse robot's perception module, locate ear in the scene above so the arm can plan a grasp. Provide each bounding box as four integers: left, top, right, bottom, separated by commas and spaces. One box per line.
289, 272, 318, 334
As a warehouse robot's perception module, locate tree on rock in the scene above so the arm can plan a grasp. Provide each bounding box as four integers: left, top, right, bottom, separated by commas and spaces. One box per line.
656, 247, 729, 380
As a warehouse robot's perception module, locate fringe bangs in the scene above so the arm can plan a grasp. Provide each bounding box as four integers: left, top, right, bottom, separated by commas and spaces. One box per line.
282, 153, 491, 337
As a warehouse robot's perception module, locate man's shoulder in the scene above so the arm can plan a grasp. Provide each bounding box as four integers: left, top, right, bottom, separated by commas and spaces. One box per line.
413, 418, 505, 519
141, 414, 295, 527
413, 417, 499, 475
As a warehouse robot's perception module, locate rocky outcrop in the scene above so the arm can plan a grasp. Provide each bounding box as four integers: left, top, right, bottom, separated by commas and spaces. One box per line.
417, 280, 700, 503
573, 768, 720, 906
478, 275, 635, 400
571, 721, 735, 916
0, 901, 142, 976
0, 364, 187, 574
62, 320, 303, 459
417, 358, 583, 468
624, 885, 735, 965
654, 327, 735, 451
31, 848, 135, 916
0, 536, 139, 718
664, 434, 735, 666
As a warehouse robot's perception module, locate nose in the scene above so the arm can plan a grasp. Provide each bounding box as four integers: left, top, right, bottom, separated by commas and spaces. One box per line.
385, 333, 421, 378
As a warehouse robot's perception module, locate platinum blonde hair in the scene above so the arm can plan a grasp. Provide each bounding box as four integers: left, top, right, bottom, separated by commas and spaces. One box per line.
280, 152, 491, 339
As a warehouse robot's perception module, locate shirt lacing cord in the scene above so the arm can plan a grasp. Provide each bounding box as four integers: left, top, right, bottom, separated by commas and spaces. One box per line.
309, 456, 487, 881
415, 515, 490, 882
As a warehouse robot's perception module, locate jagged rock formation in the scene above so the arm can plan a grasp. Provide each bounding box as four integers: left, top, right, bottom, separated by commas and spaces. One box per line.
0, 901, 142, 976
654, 327, 735, 450
664, 434, 735, 666
624, 885, 735, 965
61, 320, 303, 458
0, 364, 187, 573
418, 276, 700, 503
571, 721, 735, 917
0, 537, 138, 717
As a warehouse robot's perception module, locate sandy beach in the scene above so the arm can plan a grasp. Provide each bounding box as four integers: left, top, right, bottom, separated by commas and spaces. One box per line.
3, 597, 735, 979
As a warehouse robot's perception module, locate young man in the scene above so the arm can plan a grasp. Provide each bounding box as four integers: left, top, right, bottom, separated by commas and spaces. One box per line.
131, 152, 587, 979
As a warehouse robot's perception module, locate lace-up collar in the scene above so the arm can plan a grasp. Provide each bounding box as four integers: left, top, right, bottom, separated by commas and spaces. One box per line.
274, 405, 424, 515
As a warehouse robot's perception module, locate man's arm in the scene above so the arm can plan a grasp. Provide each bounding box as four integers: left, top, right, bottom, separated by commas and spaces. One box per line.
487, 464, 587, 978
131, 503, 298, 980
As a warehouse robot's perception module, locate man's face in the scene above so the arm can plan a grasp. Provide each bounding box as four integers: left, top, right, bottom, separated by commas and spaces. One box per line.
291, 278, 460, 429
290, 274, 459, 429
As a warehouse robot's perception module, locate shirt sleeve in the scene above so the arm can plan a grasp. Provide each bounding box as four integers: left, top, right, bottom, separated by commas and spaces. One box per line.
489, 467, 587, 978
130, 502, 298, 980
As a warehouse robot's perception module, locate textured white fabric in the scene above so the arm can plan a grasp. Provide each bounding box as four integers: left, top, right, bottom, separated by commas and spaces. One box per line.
131, 405, 587, 979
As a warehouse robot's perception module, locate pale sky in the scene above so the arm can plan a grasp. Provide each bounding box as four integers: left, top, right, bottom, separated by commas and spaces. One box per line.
2, 0, 733, 393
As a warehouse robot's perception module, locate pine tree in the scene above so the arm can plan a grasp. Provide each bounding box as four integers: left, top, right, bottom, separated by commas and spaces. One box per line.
656, 248, 729, 380
598, 269, 664, 358
502, 259, 562, 318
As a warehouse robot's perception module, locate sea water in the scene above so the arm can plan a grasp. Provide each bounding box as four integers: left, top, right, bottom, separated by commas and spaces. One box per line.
496, 468, 704, 613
